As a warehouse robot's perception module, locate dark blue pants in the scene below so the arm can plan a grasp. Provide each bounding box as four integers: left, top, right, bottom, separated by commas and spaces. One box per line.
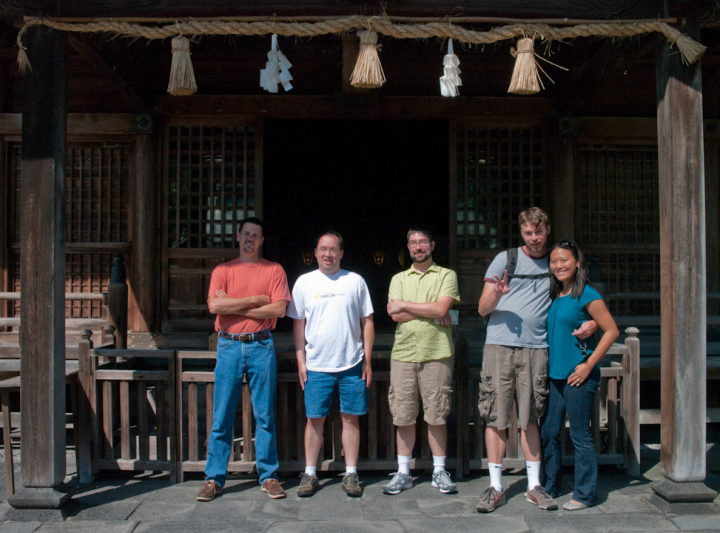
541, 365, 600, 506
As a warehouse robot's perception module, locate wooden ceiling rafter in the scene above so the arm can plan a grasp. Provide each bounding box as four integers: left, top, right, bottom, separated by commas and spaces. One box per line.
67, 34, 152, 113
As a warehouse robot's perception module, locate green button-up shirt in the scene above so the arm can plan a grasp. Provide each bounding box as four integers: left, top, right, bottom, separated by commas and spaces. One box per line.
388, 262, 461, 363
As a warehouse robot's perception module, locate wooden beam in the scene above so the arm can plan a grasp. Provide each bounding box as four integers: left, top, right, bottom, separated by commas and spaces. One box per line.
655, 19, 710, 487
11, 25, 69, 508
158, 95, 555, 119
67, 35, 150, 112
0, 113, 142, 135
128, 132, 159, 332
561, 35, 662, 116
14, 0, 671, 20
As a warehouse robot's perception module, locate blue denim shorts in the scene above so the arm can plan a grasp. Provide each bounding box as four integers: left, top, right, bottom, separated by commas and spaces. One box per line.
304, 360, 369, 418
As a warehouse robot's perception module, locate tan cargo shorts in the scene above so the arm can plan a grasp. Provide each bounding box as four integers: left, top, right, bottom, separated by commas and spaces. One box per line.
388, 357, 454, 426
478, 345, 548, 430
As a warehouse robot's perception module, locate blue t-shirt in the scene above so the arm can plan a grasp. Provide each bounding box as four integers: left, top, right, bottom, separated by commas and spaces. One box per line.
547, 284, 603, 380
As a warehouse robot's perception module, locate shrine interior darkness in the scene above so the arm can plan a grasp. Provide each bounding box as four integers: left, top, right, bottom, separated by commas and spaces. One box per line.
264, 119, 449, 328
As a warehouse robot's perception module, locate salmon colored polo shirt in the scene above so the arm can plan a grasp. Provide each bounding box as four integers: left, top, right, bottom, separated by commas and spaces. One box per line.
208, 257, 291, 334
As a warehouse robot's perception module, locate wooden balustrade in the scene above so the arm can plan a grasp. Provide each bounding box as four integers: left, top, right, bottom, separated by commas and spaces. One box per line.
75, 331, 642, 483
77, 336, 177, 483
466, 329, 641, 476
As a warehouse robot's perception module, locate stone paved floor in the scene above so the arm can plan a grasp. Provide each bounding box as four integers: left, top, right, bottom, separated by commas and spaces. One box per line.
0, 455, 719, 533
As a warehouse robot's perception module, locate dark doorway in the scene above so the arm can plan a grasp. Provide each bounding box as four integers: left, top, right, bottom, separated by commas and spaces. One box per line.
264, 119, 449, 329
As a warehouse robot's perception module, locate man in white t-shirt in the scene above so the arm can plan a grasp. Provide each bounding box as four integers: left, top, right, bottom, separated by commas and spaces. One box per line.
288, 231, 375, 498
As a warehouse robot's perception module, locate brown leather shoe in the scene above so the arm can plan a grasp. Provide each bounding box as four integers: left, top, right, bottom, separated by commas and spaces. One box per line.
197, 480, 221, 502
261, 478, 287, 499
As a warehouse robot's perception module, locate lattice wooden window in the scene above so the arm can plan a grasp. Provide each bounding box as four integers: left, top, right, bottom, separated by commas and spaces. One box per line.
456, 124, 544, 249
167, 125, 257, 248
576, 148, 659, 245
575, 147, 660, 316
66, 146, 131, 242
8, 144, 130, 319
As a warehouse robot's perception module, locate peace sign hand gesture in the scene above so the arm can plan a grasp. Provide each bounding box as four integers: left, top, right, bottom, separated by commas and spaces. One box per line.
493, 270, 511, 295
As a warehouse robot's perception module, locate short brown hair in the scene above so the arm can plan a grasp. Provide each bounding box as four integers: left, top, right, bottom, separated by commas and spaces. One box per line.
518, 207, 549, 229
407, 227, 433, 242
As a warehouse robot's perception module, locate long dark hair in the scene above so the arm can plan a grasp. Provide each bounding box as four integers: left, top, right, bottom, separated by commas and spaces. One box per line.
549, 240, 591, 300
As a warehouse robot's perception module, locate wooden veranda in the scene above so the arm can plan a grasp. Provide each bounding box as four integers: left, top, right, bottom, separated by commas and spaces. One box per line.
0, 0, 718, 509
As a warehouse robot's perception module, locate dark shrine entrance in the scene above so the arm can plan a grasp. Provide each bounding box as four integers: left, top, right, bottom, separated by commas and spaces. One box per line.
263, 119, 449, 328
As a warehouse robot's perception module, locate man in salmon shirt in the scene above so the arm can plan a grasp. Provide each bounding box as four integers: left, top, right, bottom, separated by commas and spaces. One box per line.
197, 217, 291, 502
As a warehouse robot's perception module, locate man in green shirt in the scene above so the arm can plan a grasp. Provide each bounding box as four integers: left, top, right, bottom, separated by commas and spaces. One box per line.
384, 227, 460, 495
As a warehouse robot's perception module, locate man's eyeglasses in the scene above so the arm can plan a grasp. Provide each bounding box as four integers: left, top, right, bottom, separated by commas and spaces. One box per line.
408, 240, 431, 248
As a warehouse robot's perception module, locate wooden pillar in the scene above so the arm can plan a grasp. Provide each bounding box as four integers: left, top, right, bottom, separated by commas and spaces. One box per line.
651, 19, 717, 506
8, 26, 70, 509
128, 132, 159, 332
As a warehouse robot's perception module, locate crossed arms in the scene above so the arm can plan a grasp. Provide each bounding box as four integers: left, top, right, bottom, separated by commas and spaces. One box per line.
387, 296, 455, 326
208, 289, 287, 319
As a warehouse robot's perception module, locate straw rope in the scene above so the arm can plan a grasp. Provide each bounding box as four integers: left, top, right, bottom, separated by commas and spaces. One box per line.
16, 15, 706, 72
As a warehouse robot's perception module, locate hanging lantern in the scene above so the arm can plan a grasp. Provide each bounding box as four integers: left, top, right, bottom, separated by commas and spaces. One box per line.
440, 39, 461, 97
301, 251, 313, 266
372, 251, 386, 266
350, 30, 385, 89
260, 34, 293, 93
167, 35, 197, 96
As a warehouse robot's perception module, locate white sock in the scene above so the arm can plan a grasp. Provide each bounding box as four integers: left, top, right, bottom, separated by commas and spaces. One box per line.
398, 455, 412, 475
305, 466, 317, 476
346, 465, 357, 475
488, 462, 503, 492
526, 461, 541, 490
432, 455, 446, 474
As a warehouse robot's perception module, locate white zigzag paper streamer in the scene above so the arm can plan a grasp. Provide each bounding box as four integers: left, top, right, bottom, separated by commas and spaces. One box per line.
260, 34, 293, 93
440, 39, 461, 97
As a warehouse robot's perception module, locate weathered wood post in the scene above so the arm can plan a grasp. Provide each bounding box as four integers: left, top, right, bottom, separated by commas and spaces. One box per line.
108, 254, 128, 350
129, 128, 159, 332
622, 327, 640, 477
8, 25, 70, 509
651, 19, 718, 508
77, 330, 94, 484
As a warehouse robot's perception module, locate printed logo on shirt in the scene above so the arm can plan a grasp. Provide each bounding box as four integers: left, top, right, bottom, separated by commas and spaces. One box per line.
316, 292, 346, 299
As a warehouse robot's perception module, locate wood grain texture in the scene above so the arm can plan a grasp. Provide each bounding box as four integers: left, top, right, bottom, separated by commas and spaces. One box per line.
656, 19, 708, 483
19, 25, 68, 489
129, 133, 159, 332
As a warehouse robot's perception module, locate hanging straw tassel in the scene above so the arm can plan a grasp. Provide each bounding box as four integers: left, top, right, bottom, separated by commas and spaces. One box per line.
440, 38, 461, 97
167, 35, 197, 96
508, 37, 540, 95
350, 30, 386, 89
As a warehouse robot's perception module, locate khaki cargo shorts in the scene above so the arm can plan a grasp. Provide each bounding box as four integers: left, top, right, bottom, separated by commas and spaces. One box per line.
388, 357, 454, 426
478, 345, 548, 430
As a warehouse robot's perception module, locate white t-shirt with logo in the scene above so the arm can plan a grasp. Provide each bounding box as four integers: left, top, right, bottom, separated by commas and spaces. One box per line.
287, 269, 374, 372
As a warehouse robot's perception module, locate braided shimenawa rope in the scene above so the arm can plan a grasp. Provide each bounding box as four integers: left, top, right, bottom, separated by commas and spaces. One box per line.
16, 16, 706, 72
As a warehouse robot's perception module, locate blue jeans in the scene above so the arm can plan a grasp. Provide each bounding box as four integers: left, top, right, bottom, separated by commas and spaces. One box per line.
205, 334, 279, 487
541, 364, 600, 506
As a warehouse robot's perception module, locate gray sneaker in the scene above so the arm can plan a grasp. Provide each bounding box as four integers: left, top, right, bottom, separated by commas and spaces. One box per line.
382, 472, 413, 495
476, 486, 506, 513
431, 470, 458, 494
525, 485, 558, 510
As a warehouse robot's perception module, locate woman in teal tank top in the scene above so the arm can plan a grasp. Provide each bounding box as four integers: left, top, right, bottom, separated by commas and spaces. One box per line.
541, 240, 619, 511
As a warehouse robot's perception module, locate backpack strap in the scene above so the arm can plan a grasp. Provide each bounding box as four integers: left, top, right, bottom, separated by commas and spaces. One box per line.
505, 247, 518, 278
506, 247, 551, 280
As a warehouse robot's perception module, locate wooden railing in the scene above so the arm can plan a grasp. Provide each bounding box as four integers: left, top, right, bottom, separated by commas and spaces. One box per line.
175, 350, 464, 482
463, 328, 641, 477
73, 329, 643, 482
77, 332, 177, 483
